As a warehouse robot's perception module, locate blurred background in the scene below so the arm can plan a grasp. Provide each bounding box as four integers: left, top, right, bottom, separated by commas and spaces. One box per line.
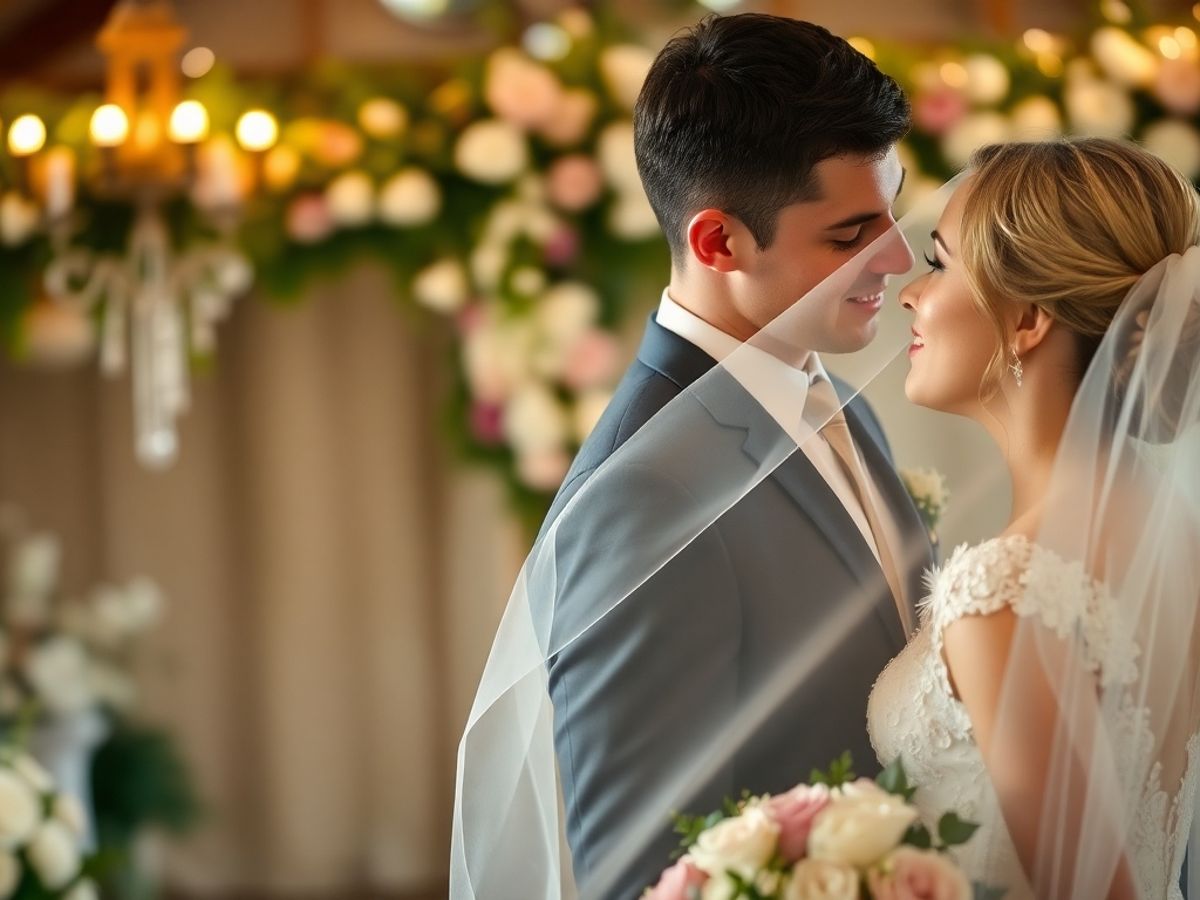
0, 0, 1194, 897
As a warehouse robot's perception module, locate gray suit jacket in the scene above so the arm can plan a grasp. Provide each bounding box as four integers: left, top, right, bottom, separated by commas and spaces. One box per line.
541, 313, 934, 898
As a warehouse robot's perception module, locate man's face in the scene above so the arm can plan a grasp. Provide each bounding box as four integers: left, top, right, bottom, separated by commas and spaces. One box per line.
729, 148, 915, 353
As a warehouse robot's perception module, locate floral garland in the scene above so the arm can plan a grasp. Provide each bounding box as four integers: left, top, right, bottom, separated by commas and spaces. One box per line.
0, 4, 1198, 525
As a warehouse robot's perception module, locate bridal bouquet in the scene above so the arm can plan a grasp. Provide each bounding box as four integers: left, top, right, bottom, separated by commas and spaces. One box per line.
646, 755, 989, 900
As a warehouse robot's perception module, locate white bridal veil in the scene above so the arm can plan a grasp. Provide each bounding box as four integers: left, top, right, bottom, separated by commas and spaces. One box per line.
451, 155, 1200, 900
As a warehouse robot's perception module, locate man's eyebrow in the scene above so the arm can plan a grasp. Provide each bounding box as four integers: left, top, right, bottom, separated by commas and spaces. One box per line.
825, 168, 908, 232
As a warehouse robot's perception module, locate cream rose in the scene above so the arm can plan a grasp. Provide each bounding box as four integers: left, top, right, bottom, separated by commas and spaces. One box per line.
28, 819, 80, 890
689, 806, 780, 882
807, 780, 918, 870
455, 120, 529, 185
783, 858, 860, 900
867, 846, 971, 900
0, 768, 40, 849
379, 168, 442, 227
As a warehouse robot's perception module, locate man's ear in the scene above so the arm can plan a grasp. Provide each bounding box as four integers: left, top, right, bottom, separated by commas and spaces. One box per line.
686, 209, 743, 273
1012, 303, 1055, 356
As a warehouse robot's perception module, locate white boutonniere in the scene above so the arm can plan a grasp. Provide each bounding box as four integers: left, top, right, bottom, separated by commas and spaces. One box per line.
899, 466, 949, 545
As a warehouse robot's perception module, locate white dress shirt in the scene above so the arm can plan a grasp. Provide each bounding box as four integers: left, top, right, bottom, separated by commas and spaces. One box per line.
655, 290, 889, 567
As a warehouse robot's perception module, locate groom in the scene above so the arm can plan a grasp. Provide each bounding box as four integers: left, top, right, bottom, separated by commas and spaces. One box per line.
541, 14, 934, 897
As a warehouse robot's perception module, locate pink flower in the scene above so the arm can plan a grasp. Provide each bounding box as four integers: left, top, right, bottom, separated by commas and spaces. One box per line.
469, 403, 505, 445
547, 155, 605, 212
285, 194, 334, 244
912, 87, 968, 136
1155, 58, 1200, 116
645, 857, 708, 900
866, 847, 971, 900
765, 783, 832, 863
563, 329, 622, 391
544, 226, 581, 268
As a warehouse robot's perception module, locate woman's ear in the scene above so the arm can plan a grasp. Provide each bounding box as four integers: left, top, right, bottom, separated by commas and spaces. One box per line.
1012, 303, 1055, 356
686, 209, 744, 274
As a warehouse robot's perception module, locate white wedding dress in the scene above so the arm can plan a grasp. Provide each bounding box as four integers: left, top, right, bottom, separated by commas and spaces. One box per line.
868, 533, 1200, 899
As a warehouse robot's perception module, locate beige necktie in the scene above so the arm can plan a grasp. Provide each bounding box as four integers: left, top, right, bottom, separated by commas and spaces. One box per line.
804, 378, 912, 636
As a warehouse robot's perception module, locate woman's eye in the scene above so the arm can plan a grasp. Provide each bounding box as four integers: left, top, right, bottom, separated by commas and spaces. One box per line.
923, 251, 944, 272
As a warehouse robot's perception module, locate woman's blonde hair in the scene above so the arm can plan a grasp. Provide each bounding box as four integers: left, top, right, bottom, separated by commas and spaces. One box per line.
960, 138, 1200, 397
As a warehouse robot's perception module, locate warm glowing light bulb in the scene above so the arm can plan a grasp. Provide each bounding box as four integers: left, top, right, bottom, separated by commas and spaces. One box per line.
1023, 29, 1055, 54
169, 100, 209, 143
90, 104, 130, 147
1161, 36, 1183, 59
235, 110, 278, 152
8, 115, 46, 156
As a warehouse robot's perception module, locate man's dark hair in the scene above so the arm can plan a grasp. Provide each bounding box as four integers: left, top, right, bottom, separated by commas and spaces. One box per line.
633, 14, 910, 264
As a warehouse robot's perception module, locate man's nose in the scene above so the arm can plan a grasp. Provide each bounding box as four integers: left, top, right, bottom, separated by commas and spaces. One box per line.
865, 223, 916, 276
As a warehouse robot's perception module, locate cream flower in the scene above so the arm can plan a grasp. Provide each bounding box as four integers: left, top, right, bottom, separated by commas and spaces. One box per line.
455, 120, 529, 185
941, 112, 1011, 169
1142, 119, 1200, 180
783, 858, 860, 900
689, 806, 780, 882
600, 44, 655, 110
596, 121, 641, 192
0, 768, 41, 849
808, 780, 918, 870
503, 383, 570, 453
28, 819, 80, 890
379, 168, 442, 227
0, 851, 18, 897
324, 170, 375, 227
413, 259, 470, 314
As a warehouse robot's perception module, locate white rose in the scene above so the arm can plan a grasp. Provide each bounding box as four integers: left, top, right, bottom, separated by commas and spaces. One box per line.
455, 119, 529, 185
0, 851, 18, 896
1010, 95, 1063, 140
0, 768, 41, 849
783, 858, 860, 900
7, 533, 59, 603
941, 112, 1011, 169
25, 636, 95, 716
540, 88, 598, 147
413, 258, 470, 313
807, 780, 918, 870
28, 819, 80, 889
608, 190, 661, 240
123, 576, 164, 633
357, 97, 408, 139
11, 754, 53, 794
689, 806, 780, 881
597, 121, 641, 192
1142, 119, 1200, 180
324, 170, 375, 227
503, 383, 570, 453
464, 320, 534, 403
64, 878, 99, 900
600, 44, 655, 110
574, 390, 613, 442
536, 282, 600, 348
88, 584, 134, 649
963, 54, 1010, 105
52, 792, 87, 839
0, 192, 39, 247
1091, 26, 1158, 88
1065, 76, 1135, 138
379, 168, 442, 227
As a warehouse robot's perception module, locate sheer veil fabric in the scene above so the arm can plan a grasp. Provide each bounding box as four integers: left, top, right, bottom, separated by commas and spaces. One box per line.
449, 181, 954, 900
450, 169, 1200, 900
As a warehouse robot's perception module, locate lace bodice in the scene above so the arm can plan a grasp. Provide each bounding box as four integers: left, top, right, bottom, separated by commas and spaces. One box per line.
867, 534, 1199, 899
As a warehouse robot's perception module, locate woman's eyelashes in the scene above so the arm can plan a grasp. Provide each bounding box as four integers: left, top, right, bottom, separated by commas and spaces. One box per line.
923, 250, 945, 272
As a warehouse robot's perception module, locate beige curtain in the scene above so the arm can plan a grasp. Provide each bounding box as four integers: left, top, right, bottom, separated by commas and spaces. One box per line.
0, 264, 526, 895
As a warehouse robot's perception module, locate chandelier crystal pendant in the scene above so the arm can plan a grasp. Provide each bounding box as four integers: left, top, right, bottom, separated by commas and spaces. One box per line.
38, 0, 269, 469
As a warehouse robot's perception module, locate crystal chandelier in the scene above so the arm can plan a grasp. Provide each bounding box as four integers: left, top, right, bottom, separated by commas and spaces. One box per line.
18, 0, 278, 469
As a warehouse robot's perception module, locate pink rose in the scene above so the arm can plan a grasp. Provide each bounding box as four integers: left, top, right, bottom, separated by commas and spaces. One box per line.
765, 783, 832, 863
866, 847, 971, 900
563, 329, 622, 391
912, 87, 968, 136
469, 403, 505, 445
547, 155, 605, 212
544, 226, 581, 268
285, 194, 334, 244
645, 857, 708, 900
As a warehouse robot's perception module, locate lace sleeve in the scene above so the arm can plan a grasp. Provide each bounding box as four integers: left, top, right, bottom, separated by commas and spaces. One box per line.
923, 534, 1137, 688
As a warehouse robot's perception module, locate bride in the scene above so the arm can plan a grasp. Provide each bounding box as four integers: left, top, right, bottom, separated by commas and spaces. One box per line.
869, 137, 1200, 899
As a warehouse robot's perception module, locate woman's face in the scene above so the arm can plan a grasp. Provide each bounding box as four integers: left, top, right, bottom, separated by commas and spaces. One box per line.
899, 178, 1007, 415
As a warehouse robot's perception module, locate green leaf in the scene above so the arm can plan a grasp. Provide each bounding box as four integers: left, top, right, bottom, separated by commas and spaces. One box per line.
902, 823, 933, 850
875, 756, 916, 801
938, 812, 981, 848
810, 751, 856, 787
